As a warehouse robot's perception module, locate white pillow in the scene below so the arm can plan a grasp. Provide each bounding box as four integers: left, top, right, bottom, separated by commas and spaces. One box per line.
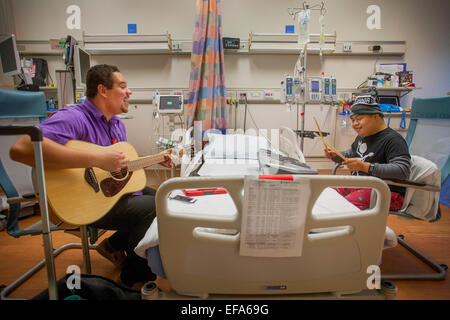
203, 133, 275, 160
400, 155, 441, 221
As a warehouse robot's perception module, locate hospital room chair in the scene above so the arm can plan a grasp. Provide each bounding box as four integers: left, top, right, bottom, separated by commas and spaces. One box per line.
333, 95, 450, 281
153, 175, 397, 299
0, 89, 98, 300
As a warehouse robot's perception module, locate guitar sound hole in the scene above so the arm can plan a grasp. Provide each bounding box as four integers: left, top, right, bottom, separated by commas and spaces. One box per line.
110, 168, 129, 181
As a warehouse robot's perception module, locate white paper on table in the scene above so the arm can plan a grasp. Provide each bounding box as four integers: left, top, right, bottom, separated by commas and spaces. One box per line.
239, 176, 311, 257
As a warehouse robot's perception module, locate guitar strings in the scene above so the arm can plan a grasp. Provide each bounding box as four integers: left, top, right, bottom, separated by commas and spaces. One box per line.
110, 167, 129, 181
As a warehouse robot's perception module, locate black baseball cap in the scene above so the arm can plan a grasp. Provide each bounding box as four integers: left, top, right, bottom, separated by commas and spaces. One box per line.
350, 103, 384, 117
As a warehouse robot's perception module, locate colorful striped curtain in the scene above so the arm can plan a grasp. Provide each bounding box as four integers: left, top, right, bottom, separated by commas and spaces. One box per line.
186, 0, 227, 135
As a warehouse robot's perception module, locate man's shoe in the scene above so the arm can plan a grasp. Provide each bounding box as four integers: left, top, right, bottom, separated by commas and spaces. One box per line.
96, 238, 126, 269
116, 274, 144, 291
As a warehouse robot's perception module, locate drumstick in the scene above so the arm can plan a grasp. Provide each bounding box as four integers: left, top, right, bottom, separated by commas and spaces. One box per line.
313, 132, 347, 161
313, 116, 326, 148
313, 116, 324, 139
311, 117, 347, 161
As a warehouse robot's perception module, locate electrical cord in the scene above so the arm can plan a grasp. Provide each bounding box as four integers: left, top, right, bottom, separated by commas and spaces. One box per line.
373, 47, 384, 74
357, 79, 368, 89
152, 110, 161, 140
46, 67, 54, 86
243, 94, 247, 131
247, 104, 259, 130
356, 47, 384, 90
242, 93, 259, 130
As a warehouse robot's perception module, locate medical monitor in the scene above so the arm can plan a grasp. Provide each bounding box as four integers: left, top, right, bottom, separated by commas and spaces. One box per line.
308, 77, 322, 101
311, 80, 320, 93
378, 95, 400, 106
0, 34, 21, 76
73, 45, 91, 88
63, 35, 77, 67
156, 95, 183, 114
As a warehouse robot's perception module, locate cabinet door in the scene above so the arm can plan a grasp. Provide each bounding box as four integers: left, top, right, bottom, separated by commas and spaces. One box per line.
302, 105, 337, 157
121, 104, 159, 157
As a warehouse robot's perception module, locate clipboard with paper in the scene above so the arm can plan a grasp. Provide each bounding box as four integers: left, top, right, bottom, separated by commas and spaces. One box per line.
239, 175, 311, 257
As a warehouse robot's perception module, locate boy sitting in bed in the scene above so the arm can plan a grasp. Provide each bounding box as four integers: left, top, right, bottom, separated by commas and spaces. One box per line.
324, 101, 411, 211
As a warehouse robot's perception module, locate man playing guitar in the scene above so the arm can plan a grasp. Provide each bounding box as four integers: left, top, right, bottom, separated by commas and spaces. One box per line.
10, 64, 174, 289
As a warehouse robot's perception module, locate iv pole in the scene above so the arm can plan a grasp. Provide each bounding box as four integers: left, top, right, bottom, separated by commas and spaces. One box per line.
289, 1, 326, 153
300, 44, 307, 152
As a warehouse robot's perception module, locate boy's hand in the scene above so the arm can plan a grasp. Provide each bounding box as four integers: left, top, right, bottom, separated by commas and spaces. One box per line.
344, 158, 370, 173
324, 147, 336, 159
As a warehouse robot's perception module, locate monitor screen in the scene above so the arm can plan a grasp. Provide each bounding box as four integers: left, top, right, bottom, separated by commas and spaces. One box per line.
311, 80, 320, 92
378, 95, 399, 106
0, 34, 21, 76
73, 45, 91, 88
157, 95, 183, 114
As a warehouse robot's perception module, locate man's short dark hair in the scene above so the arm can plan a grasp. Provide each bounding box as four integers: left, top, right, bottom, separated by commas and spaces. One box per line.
85, 64, 120, 98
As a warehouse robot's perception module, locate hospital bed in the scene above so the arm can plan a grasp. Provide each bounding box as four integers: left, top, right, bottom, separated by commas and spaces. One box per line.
136, 175, 397, 299
181, 128, 310, 177
135, 131, 399, 299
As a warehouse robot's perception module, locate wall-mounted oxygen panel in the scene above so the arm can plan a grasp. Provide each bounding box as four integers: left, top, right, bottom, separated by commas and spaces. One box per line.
236, 89, 281, 103
334, 41, 406, 56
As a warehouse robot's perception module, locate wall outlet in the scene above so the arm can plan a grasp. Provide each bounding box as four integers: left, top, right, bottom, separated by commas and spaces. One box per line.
263, 90, 274, 99
343, 42, 352, 52
368, 45, 381, 52
171, 41, 182, 51
251, 91, 262, 98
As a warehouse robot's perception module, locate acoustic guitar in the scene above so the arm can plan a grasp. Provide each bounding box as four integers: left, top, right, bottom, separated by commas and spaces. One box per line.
44, 140, 174, 226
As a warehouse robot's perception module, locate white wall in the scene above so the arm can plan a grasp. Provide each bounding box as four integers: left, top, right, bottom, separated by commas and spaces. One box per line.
7, 0, 449, 96
3, 0, 449, 163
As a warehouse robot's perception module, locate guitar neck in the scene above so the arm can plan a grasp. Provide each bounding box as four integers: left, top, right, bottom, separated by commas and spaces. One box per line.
127, 153, 167, 172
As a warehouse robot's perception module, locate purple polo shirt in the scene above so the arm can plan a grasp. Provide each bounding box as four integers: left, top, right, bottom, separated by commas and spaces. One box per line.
39, 99, 144, 196
39, 98, 127, 146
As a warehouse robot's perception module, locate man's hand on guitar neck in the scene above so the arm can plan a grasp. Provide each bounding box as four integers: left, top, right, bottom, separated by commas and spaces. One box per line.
159, 149, 177, 168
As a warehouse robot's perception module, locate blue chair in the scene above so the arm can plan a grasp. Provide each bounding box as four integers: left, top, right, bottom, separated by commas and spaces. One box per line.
0, 89, 97, 300
380, 96, 449, 281
404, 96, 450, 210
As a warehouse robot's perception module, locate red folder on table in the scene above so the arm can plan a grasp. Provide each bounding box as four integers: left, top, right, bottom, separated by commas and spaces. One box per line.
183, 188, 228, 196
